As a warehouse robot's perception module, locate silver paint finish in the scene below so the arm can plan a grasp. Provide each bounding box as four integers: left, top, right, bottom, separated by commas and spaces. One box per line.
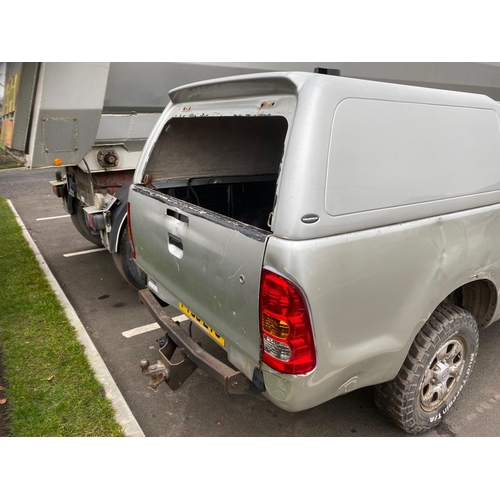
326, 99, 500, 216
262, 203, 500, 411
131, 71, 500, 412
272, 73, 500, 240
129, 187, 268, 364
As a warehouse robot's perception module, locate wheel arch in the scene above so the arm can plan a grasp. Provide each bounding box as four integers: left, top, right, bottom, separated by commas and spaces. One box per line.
393, 277, 498, 383
108, 183, 131, 254
375, 301, 480, 434
444, 278, 498, 329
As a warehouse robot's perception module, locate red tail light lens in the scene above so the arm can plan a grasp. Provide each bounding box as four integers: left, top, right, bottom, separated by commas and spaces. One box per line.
127, 202, 136, 259
87, 213, 105, 231
259, 269, 316, 374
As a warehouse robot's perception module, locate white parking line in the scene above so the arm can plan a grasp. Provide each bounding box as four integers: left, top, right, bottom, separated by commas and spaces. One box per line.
172, 314, 189, 323
122, 322, 160, 338
63, 248, 107, 257
122, 315, 189, 338
36, 214, 71, 221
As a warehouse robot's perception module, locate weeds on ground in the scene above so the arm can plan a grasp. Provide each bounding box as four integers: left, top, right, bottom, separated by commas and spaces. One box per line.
0, 144, 21, 169
0, 162, 20, 170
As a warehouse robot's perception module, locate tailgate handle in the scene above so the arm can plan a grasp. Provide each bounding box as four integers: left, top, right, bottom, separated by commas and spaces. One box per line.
166, 208, 189, 224
168, 234, 183, 251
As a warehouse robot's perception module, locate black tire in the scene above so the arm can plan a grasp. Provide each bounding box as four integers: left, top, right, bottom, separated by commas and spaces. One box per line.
374, 303, 479, 434
112, 228, 147, 290
70, 199, 103, 247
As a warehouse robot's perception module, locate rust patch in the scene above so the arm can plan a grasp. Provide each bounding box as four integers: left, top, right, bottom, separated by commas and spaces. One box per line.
92, 171, 134, 196
260, 101, 276, 109
257, 101, 276, 116
141, 174, 153, 186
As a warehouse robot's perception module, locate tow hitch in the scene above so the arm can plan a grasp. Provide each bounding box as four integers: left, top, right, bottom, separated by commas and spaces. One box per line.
138, 289, 262, 395
140, 337, 198, 391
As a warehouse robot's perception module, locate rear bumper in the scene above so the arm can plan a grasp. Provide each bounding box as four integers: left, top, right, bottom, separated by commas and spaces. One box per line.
138, 288, 264, 395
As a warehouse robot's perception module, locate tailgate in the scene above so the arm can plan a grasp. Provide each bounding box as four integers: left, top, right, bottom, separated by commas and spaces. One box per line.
130, 185, 268, 364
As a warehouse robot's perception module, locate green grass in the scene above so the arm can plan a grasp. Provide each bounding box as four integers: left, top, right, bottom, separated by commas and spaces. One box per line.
0, 198, 125, 436
0, 143, 21, 169
0, 162, 21, 170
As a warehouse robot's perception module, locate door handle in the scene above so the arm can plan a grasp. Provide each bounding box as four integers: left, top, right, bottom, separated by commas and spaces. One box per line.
168, 233, 183, 258
168, 234, 183, 251
166, 208, 189, 224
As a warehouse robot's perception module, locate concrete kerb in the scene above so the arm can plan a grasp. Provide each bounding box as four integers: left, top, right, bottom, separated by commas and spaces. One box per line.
6, 199, 145, 437
0, 166, 57, 172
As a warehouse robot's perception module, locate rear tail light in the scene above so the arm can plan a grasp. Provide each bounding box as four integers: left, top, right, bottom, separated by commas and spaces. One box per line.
259, 269, 316, 374
127, 202, 136, 259
86, 212, 105, 231
52, 185, 65, 197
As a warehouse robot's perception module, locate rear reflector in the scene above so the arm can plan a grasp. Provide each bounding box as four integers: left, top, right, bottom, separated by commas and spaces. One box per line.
87, 212, 105, 231
259, 269, 316, 374
52, 185, 65, 198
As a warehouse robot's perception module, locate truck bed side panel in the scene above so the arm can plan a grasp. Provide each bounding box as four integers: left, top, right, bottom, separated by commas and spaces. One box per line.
262, 204, 500, 411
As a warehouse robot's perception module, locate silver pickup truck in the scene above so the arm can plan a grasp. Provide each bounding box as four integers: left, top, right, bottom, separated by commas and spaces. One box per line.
128, 71, 500, 434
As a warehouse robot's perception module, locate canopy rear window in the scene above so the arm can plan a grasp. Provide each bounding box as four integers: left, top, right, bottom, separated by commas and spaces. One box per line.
144, 116, 288, 182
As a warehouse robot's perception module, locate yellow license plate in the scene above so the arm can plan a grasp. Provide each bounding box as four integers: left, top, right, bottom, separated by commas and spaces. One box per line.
178, 302, 225, 347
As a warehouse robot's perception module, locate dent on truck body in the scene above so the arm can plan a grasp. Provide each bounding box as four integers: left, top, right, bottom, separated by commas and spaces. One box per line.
260, 202, 500, 411
130, 72, 500, 414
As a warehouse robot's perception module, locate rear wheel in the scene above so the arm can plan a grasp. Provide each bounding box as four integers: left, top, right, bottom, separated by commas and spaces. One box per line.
112, 228, 147, 290
70, 198, 103, 247
375, 303, 479, 434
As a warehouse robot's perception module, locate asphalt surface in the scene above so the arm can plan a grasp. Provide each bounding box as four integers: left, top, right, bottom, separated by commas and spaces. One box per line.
3, 166, 500, 436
